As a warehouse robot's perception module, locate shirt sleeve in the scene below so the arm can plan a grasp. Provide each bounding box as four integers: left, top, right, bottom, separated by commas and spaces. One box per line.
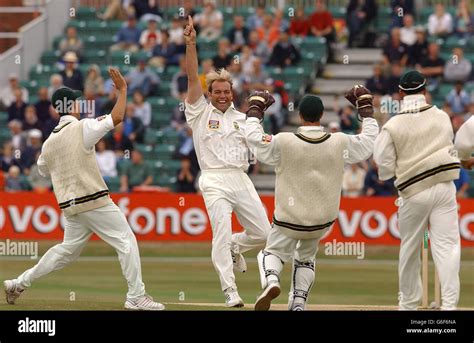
243, 117, 280, 166
373, 128, 397, 181
344, 117, 379, 164
184, 95, 207, 128
82, 114, 114, 150
37, 153, 50, 177
454, 116, 474, 161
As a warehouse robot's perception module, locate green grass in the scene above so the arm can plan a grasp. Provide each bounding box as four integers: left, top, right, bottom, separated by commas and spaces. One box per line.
0, 243, 472, 310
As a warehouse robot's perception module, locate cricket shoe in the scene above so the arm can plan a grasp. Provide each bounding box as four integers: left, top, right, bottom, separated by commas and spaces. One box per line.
231, 249, 247, 273
224, 287, 244, 308
254, 281, 281, 311
4, 280, 24, 305
124, 294, 165, 311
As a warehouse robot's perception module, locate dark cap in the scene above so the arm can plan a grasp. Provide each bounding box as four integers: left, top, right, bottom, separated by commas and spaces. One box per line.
399, 70, 426, 94
299, 94, 324, 121
52, 87, 82, 115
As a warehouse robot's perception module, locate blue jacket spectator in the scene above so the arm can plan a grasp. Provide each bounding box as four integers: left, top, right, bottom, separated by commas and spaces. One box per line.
125, 60, 160, 96
110, 16, 142, 52
445, 82, 471, 115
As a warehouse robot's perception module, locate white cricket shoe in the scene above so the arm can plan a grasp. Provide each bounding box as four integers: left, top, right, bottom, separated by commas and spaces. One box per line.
254, 282, 281, 311
231, 250, 247, 273
224, 287, 244, 308
124, 294, 165, 311
4, 280, 24, 305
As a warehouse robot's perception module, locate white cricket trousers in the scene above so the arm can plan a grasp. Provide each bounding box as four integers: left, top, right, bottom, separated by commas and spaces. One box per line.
199, 169, 271, 291
15, 203, 146, 299
398, 181, 460, 310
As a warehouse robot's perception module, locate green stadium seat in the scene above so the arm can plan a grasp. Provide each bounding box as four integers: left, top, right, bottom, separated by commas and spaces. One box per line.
75, 7, 97, 21
105, 176, 121, 192
0, 128, 11, 146
135, 144, 154, 159
84, 35, 116, 50
153, 174, 177, 189
162, 130, 181, 146
154, 145, 176, 159
84, 49, 107, 64
117, 158, 131, 174
41, 50, 60, 65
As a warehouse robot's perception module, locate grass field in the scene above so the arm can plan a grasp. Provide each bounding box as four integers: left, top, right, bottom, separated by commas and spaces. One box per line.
0, 242, 473, 310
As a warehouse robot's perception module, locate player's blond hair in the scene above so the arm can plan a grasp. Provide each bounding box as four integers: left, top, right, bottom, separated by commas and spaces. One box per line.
206, 68, 233, 92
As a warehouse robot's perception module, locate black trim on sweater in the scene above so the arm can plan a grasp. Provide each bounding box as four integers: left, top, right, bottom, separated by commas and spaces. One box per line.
294, 132, 331, 144
59, 190, 109, 209
273, 216, 335, 232
397, 163, 461, 191
52, 121, 72, 133
398, 104, 433, 115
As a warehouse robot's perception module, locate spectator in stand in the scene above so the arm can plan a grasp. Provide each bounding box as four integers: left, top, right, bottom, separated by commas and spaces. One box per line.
7, 120, 27, 151
81, 87, 100, 118
454, 168, 470, 198
132, 90, 151, 128
454, 0, 473, 38
0, 73, 28, 110
289, 7, 309, 37
22, 106, 41, 132
120, 149, 153, 192
328, 121, 341, 133
342, 163, 367, 197
58, 26, 84, 62
246, 3, 266, 31
346, 0, 378, 48
0, 141, 22, 173
97, 0, 128, 21
182, 0, 197, 20
338, 105, 359, 133
95, 138, 117, 180
150, 30, 179, 68
247, 30, 270, 63
20, 129, 43, 173
110, 15, 141, 52
267, 29, 301, 68
417, 42, 445, 90
407, 26, 428, 66
382, 27, 409, 67
107, 123, 134, 154
390, 0, 415, 28
212, 38, 233, 70
60, 52, 84, 91
257, 14, 280, 49
194, 0, 223, 41
169, 15, 185, 49
171, 56, 188, 100
170, 94, 187, 131
47, 74, 64, 98
84, 64, 105, 96
428, 3, 453, 38
309, 0, 335, 61
132, 0, 163, 23
176, 156, 197, 193
364, 159, 396, 196
125, 59, 160, 96
444, 48, 472, 83
400, 14, 416, 46
7, 89, 28, 123
445, 82, 471, 115
243, 57, 274, 92
384, 63, 404, 95
40, 104, 60, 140
198, 59, 214, 92
227, 15, 250, 53
365, 64, 387, 95
34, 87, 52, 123
123, 102, 145, 144
273, 8, 290, 32
5, 165, 29, 192
27, 151, 52, 192
139, 19, 161, 47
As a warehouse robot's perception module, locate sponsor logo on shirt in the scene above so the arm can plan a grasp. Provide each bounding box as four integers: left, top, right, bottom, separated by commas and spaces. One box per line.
233, 121, 240, 130
262, 134, 272, 143
208, 120, 220, 130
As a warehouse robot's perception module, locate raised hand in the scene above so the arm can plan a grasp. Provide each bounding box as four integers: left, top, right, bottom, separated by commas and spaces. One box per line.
183, 15, 196, 45
108, 67, 127, 91
344, 84, 373, 120
246, 90, 275, 120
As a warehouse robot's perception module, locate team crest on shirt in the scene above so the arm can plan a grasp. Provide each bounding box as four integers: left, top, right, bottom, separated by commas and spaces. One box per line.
233, 121, 240, 130
262, 134, 272, 143
208, 120, 220, 130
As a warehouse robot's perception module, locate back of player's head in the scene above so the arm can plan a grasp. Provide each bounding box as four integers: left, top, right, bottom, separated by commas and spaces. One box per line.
399, 70, 426, 95
299, 95, 324, 122
51, 87, 82, 116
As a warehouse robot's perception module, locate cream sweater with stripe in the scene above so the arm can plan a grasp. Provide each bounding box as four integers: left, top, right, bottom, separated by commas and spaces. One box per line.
41, 120, 112, 216
383, 99, 460, 198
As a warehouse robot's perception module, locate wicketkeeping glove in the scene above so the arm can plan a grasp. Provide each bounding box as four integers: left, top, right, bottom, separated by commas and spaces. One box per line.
246, 90, 275, 121
344, 85, 374, 121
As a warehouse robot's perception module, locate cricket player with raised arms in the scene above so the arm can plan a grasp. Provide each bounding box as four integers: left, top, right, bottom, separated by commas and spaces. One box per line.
183, 16, 272, 307
4, 68, 165, 311
244, 86, 379, 311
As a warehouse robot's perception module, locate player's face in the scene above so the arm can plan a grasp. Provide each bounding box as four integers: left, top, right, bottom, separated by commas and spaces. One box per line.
209, 81, 233, 113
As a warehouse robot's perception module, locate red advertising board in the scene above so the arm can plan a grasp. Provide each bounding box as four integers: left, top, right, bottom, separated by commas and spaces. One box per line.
0, 192, 473, 246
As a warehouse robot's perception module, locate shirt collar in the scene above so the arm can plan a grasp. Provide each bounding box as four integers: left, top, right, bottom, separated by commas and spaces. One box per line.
59, 115, 79, 124
297, 125, 325, 133
401, 94, 428, 112
209, 101, 237, 115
